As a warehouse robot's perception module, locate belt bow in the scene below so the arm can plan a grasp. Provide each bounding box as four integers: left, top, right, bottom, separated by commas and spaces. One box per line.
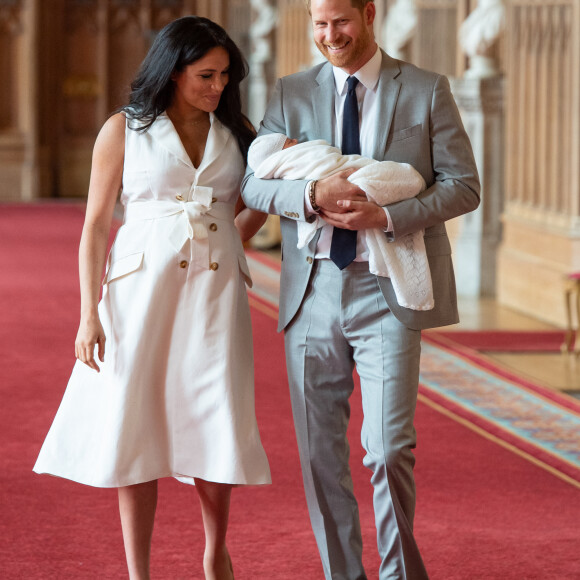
168, 185, 213, 252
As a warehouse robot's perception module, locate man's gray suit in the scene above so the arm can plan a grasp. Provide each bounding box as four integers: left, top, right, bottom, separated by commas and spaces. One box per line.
242, 51, 480, 579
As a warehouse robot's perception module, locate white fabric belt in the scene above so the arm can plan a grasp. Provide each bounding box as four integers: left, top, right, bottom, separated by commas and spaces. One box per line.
123, 191, 234, 254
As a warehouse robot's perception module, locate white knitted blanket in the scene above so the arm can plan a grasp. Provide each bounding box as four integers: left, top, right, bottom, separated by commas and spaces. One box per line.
251, 139, 434, 311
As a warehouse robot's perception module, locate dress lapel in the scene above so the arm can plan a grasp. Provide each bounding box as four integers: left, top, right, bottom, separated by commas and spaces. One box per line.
146, 112, 232, 174
373, 51, 402, 159
147, 114, 193, 169
197, 114, 232, 176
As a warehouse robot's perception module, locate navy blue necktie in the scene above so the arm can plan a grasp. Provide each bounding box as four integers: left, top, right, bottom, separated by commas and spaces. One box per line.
330, 76, 360, 270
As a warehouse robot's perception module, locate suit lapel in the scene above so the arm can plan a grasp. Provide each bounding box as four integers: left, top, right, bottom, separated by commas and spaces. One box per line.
313, 64, 335, 144
309, 53, 402, 156
373, 51, 402, 160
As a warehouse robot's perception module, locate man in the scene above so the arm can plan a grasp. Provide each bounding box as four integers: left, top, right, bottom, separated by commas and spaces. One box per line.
242, 1, 480, 578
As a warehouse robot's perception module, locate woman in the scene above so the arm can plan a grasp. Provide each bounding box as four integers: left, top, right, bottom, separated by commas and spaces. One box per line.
34, 16, 270, 580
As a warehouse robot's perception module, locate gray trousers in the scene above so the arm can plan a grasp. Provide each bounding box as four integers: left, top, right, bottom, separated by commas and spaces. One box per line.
284, 259, 429, 580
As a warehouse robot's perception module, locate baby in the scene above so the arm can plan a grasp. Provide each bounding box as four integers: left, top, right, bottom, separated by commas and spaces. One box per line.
248, 132, 434, 311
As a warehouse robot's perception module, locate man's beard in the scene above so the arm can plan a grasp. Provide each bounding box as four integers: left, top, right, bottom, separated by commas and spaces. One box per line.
315, 28, 373, 69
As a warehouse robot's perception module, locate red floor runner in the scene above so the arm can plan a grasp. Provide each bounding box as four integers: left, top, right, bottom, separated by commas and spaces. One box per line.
426, 329, 567, 352
2, 204, 580, 579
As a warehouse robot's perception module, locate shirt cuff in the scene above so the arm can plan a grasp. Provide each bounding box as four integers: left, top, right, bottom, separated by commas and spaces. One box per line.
383, 207, 393, 232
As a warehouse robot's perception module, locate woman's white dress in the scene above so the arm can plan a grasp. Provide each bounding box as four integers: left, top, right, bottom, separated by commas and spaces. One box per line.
33, 113, 271, 488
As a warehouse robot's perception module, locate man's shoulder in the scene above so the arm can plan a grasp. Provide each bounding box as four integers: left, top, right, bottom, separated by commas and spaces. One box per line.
279, 62, 328, 87
387, 55, 443, 88
393, 57, 440, 79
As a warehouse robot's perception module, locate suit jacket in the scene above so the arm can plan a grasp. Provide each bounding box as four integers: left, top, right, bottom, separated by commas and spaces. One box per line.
241, 51, 480, 332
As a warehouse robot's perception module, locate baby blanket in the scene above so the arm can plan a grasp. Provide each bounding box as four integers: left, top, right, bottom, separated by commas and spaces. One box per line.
251, 139, 434, 311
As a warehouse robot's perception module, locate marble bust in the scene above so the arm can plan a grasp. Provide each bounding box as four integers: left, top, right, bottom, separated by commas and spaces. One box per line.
459, 0, 506, 78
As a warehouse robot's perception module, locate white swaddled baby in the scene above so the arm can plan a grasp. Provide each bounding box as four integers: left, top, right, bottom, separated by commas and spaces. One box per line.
248, 133, 434, 311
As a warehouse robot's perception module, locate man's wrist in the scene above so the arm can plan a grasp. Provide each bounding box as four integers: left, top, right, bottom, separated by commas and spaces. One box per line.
308, 180, 320, 212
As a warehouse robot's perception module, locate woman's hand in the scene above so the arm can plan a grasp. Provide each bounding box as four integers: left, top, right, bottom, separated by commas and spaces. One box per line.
234, 195, 268, 242
75, 314, 106, 372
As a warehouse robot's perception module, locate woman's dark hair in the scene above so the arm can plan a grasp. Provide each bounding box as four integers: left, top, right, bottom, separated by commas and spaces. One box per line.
122, 16, 254, 160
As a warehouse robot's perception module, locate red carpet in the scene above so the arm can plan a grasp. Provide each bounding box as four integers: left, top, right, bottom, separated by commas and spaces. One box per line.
426, 329, 567, 352
1, 204, 580, 579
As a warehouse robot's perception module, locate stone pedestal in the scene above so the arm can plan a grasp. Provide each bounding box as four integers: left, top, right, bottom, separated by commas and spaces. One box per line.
449, 76, 504, 297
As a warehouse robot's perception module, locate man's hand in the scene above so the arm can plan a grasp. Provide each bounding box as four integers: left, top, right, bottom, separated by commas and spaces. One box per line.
320, 199, 388, 230
314, 169, 366, 212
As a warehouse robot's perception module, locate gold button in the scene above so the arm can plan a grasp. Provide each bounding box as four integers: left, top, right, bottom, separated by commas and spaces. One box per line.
176, 194, 184, 201
209, 223, 218, 232
179, 260, 188, 268
306, 256, 313, 264
210, 262, 219, 271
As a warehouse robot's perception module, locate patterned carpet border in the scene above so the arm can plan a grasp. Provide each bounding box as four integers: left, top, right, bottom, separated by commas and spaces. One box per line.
419, 337, 580, 486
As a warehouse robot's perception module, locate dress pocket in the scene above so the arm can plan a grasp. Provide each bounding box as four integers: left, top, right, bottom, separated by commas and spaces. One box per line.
237, 253, 253, 288
102, 251, 144, 285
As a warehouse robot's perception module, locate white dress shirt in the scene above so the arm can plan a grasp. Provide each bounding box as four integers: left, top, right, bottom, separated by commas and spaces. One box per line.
304, 46, 392, 261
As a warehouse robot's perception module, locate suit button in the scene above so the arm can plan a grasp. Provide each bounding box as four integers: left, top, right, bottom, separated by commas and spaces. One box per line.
176, 194, 184, 201
209, 223, 218, 232
306, 256, 313, 264
210, 262, 219, 271
179, 260, 188, 268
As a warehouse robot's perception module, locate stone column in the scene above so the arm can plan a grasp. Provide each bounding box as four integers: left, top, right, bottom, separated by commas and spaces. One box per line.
449, 77, 504, 297
446, 0, 506, 297
0, 0, 39, 201
247, 0, 277, 127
